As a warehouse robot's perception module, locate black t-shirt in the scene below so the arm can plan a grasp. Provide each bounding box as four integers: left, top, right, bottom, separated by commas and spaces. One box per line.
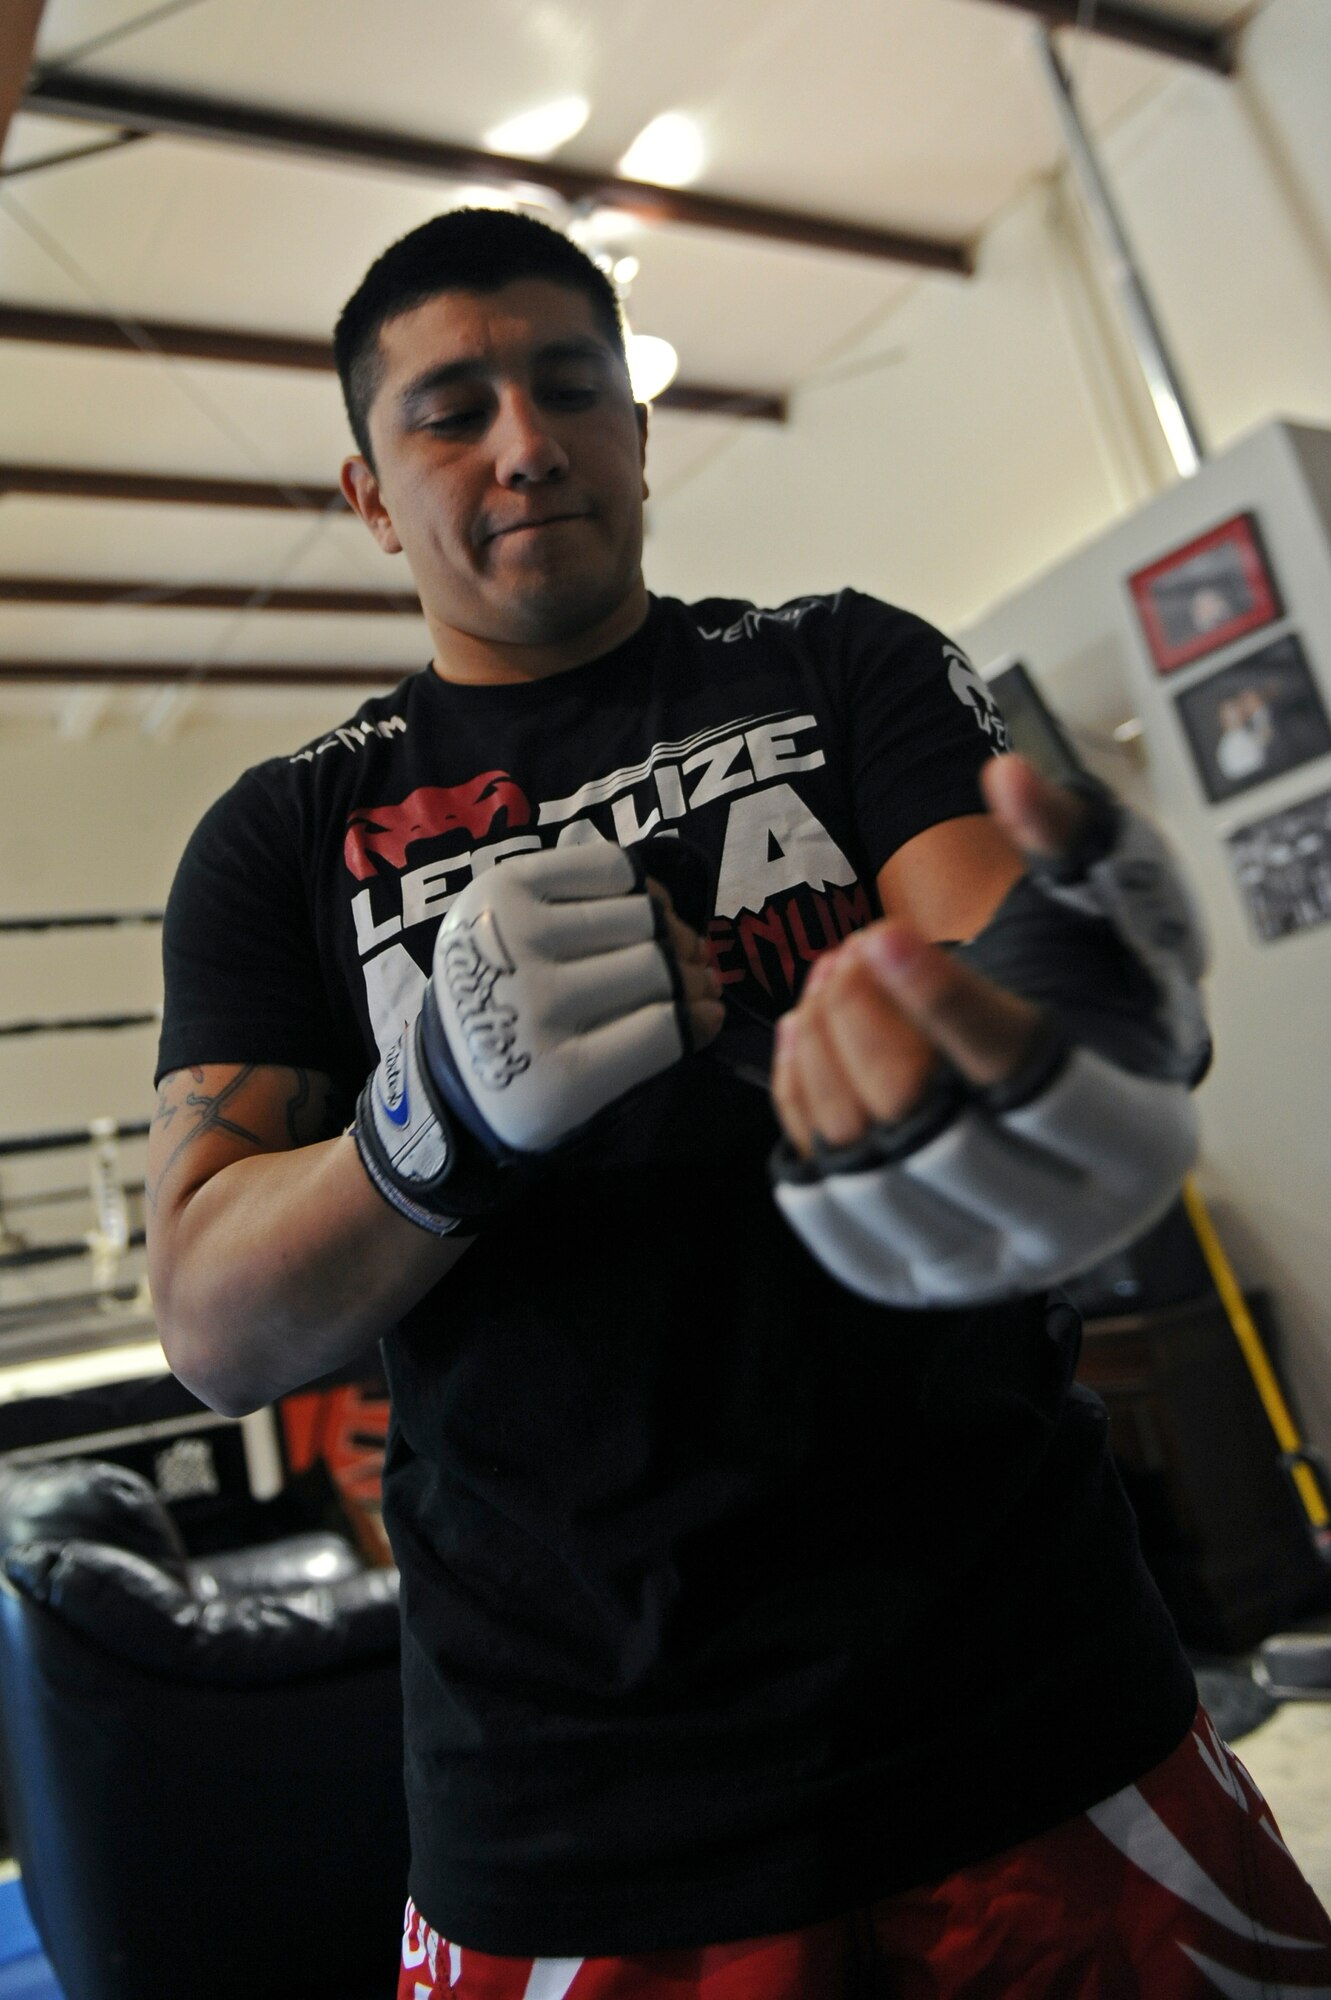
157, 591, 1194, 1956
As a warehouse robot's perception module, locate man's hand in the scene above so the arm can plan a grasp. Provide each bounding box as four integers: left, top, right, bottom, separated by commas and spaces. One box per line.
772, 757, 1087, 1156
769, 755, 1209, 1307
354, 843, 722, 1235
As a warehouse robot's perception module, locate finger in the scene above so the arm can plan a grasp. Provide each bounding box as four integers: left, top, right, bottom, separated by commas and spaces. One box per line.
772, 1013, 817, 1158
642, 882, 718, 1043
858, 920, 1042, 1087
782, 983, 878, 1150
687, 996, 725, 1047
643, 873, 675, 917
677, 954, 724, 1047
819, 942, 941, 1124
534, 889, 656, 959
980, 752, 1091, 861
650, 888, 706, 968
770, 940, 871, 1155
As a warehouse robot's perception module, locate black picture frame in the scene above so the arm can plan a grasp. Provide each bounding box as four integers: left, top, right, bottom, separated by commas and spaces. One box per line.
1173, 633, 1331, 804
1227, 788, 1331, 942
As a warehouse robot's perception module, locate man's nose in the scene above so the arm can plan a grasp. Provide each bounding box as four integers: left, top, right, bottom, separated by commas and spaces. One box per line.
493, 391, 570, 486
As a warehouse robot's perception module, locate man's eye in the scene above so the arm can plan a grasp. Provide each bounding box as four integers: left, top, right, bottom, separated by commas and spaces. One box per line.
543, 383, 599, 407
425, 409, 485, 433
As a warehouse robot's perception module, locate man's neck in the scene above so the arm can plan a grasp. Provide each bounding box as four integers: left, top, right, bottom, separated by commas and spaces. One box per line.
428, 582, 650, 688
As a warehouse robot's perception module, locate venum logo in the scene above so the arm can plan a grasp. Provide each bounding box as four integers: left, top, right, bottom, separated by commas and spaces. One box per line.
344, 772, 531, 880
945, 646, 1011, 750
439, 911, 531, 1091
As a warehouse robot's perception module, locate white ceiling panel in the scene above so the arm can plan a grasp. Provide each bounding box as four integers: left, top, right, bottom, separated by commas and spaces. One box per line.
620, 228, 920, 390
0, 496, 408, 591
0, 603, 430, 667
644, 409, 748, 500
0, 119, 480, 333
0, 342, 351, 483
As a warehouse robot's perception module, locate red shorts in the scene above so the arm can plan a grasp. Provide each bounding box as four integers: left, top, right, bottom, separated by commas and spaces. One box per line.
398, 1704, 1331, 1997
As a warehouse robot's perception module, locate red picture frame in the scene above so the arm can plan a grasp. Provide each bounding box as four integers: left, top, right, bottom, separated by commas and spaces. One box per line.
1128, 513, 1283, 675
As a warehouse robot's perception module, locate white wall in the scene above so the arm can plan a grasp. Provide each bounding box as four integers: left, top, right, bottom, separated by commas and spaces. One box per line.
962, 420, 1331, 1461
0, 710, 342, 1133
0, 710, 334, 1321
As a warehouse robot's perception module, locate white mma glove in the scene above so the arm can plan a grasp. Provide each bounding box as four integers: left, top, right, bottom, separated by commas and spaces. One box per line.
772, 782, 1210, 1307
354, 843, 693, 1234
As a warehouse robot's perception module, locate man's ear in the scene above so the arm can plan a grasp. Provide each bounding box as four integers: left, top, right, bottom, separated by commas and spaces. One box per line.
636, 401, 650, 501
340, 456, 403, 555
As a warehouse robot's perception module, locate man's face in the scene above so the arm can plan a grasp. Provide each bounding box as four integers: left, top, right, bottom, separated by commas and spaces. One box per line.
347, 279, 649, 651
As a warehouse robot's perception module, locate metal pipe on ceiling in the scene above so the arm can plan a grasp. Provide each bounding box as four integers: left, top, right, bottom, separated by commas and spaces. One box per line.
1034, 25, 1206, 479
978, 0, 1233, 74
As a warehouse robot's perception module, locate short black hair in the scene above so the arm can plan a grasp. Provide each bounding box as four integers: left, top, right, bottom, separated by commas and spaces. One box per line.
333, 208, 628, 465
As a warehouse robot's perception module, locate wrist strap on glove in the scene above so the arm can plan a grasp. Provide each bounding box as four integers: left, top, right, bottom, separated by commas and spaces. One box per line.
352, 1009, 518, 1236
771, 784, 1210, 1307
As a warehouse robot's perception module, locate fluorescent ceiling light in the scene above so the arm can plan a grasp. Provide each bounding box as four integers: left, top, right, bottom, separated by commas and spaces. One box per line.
484, 96, 590, 159
617, 113, 705, 187
452, 184, 517, 210
626, 333, 678, 402
581, 207, 639, 243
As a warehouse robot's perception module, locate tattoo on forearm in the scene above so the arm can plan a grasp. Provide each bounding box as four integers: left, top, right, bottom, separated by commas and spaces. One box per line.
285, 1068, 311, 1146
146, 1065, 265, 1207
151, 1080, 179, 1132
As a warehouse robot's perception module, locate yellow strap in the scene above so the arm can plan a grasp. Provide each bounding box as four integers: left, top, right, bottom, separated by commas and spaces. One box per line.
1181, 1177, 1329, 1531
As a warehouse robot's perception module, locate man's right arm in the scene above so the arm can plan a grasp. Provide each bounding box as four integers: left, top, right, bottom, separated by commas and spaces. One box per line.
146, 1062, 470, 1418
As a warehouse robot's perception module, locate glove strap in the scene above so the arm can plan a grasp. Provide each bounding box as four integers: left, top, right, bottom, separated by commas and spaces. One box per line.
352, 1012, 515, 1237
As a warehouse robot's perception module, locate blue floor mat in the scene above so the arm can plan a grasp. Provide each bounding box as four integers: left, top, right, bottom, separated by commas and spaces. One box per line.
0, 1880, 62, 1999
0, 1960, 63, 2000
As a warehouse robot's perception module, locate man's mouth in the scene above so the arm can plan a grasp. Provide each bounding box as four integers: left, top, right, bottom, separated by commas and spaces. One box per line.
487, 511, 590, 541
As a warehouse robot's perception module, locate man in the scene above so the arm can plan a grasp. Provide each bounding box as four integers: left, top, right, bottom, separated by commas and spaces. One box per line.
148, 210, 1330, 1997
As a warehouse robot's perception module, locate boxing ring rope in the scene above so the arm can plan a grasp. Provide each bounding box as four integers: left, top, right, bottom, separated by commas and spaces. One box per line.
0, 1230, 146, 1273
0, 1120, 151, 1160
0, 911, 162, 932
1, 889, 155, 1319
0, 1011, 160, 1039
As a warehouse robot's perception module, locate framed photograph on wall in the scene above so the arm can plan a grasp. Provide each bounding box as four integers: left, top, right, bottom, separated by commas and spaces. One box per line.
1174, 633, 1331, 804
1128, 513, 1283, 674
1227, 787, 1331, 942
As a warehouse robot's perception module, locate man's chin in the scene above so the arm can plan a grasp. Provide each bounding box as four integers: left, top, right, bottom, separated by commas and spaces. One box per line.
484, 574, 639, 650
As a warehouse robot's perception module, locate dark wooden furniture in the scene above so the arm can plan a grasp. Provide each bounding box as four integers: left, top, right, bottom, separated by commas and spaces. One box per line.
1076, 1291, 1331, 1651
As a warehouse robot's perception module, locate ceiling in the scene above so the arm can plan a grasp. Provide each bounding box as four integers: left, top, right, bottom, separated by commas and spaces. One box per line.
0, 0, 1259, 735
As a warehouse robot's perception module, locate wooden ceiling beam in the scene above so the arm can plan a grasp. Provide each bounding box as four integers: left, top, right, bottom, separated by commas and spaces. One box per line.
0, 660, 405, 685
0, 1, 45, 155
0, 302, 788, 421
0, 576, 421, 614
0, 462, 345, 510
975, 0, 1234, 74
22, 69, 973, 276
0, 299, 332, 369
